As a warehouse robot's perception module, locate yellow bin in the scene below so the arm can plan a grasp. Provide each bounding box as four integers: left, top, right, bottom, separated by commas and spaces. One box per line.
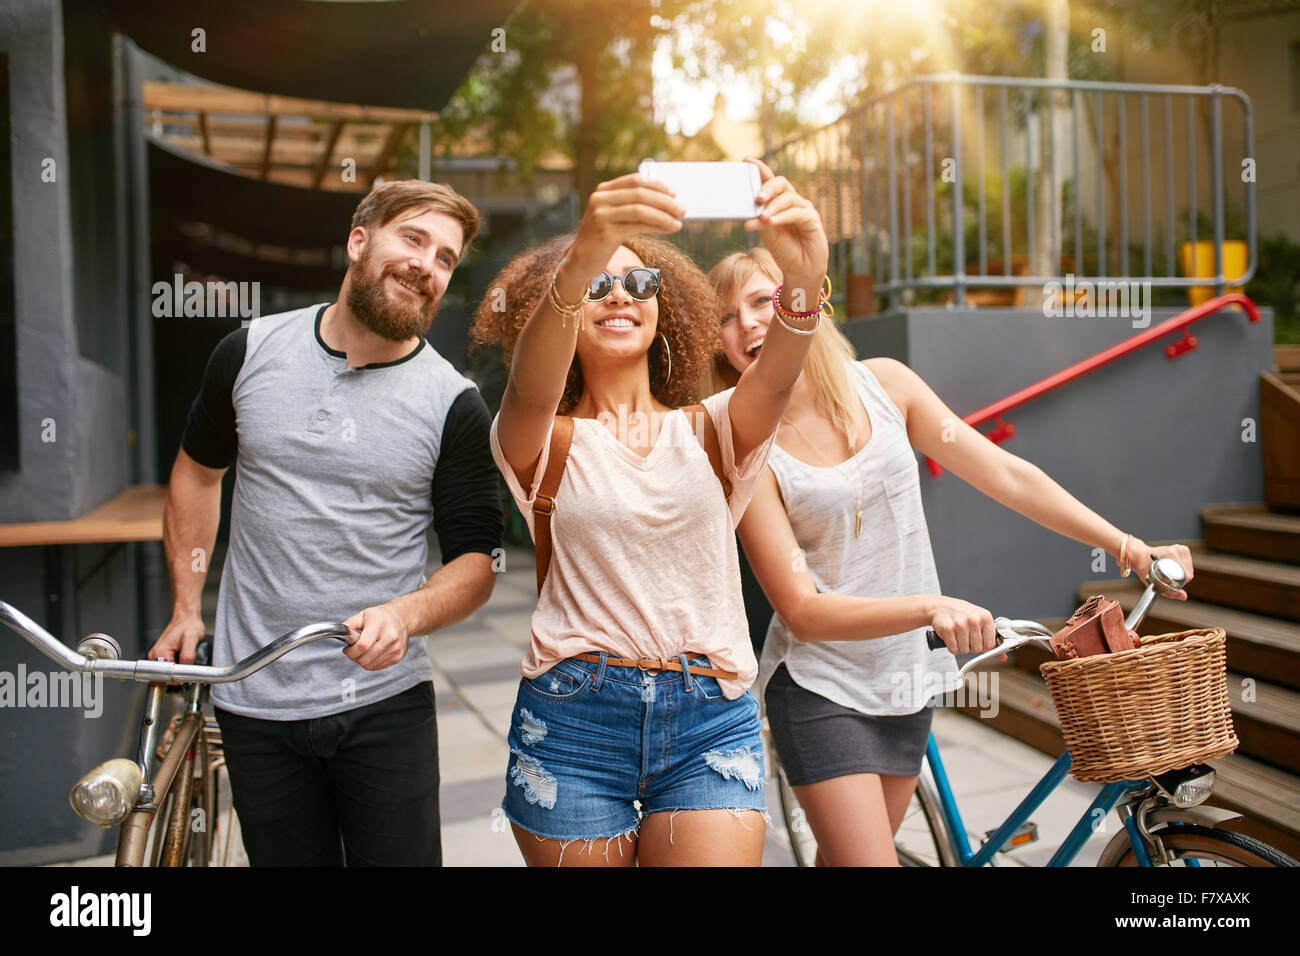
1179, 240, 1247, 307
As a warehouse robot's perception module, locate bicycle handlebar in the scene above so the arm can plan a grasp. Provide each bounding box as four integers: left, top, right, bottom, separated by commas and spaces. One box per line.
923, 557, 1189, 681
0, 600, 357, 685
926, 618, 1056, 681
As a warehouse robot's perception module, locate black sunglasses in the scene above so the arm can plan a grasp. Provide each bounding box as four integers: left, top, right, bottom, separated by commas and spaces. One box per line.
588, 268, 661, 301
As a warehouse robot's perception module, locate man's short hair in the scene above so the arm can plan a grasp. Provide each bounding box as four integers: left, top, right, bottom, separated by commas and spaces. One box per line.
350, 180, 481, 260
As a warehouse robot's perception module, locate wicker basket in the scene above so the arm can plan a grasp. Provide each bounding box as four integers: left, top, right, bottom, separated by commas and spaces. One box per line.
1039, 628, 1238, 783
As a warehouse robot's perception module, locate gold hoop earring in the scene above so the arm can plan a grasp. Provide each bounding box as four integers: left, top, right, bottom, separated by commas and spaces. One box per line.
658, 332, 672, 384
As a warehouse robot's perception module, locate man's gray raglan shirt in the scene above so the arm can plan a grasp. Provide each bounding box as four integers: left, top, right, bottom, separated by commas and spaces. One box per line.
180, 304, 503, 719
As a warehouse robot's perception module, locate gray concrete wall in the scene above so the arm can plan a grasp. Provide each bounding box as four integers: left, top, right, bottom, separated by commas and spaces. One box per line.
0, 0, 145, 864
0, 0, 129, 523
844, 304, 1273, 620
1, 0, 77, 521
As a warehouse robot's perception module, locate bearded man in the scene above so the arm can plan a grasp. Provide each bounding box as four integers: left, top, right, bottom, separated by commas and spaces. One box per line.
149, 180, 502, 866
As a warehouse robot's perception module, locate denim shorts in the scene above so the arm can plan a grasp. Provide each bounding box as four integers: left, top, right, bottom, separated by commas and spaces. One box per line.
501, 652, 767, 841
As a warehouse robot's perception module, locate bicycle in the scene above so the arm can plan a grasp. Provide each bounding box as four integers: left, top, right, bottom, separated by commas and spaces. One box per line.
1, 601, 355, 866
772, 558, 1299, 867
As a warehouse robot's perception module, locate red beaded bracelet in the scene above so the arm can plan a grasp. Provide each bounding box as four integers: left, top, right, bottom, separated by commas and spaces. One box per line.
772, 283, 825, 318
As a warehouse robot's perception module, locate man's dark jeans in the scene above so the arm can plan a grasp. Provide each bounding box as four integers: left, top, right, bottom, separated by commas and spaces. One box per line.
215, 681, 440, 866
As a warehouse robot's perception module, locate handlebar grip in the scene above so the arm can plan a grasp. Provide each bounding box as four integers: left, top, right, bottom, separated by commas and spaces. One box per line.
926, 628, 1007, 653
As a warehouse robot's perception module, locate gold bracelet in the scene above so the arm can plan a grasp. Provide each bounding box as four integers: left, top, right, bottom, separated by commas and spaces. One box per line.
1119, 533, 1132, 577
548, 283, 586, 331
548, 257, 588, 331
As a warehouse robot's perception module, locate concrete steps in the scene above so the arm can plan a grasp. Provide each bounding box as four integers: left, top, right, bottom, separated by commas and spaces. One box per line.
1178, 548, 1300, 622
1202, 504, 1300, 565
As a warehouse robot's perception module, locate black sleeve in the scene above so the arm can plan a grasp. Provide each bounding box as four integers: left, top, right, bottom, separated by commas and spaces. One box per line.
431, 387, 505, 565
180, 327, 248, 469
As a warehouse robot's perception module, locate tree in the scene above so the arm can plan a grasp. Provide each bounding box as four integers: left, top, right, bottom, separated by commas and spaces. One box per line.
433, 0, 884, 202
434, 0, 687, 203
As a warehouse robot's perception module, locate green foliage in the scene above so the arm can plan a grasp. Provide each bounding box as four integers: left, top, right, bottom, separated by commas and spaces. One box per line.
1248, 234, 1300, 343
430, 0, 1054, 197
431, 1, 674, 187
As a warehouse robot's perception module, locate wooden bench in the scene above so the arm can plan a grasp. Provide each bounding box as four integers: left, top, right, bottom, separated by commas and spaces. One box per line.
0, 485, 166, 547
0, 485, 167, 644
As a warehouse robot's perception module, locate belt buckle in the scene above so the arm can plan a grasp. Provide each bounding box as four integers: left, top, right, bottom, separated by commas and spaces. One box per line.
635, 656, 663, 676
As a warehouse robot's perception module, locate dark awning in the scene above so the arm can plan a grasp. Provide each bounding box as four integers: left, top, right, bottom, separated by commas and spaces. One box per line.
108, 0, 518, 110
149, 139, 359, 250
155, 226, 347, 291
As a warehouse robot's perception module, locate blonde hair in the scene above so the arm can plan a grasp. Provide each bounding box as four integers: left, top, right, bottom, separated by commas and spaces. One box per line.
706, 247, 864, 448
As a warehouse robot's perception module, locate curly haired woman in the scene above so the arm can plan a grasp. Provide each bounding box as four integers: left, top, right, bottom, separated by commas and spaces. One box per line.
470, 160, 828, 866
707, 246, 1195, 866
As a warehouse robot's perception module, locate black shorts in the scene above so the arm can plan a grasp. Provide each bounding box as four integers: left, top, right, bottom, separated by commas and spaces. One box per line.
765, 663, 933, 786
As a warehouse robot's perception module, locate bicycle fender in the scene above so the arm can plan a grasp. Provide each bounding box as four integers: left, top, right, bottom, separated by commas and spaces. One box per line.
1145, 805, 1244, 828
1096, 806, 1245, 866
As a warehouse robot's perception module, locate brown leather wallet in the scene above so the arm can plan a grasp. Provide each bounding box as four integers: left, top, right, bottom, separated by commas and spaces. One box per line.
572, 653, 739, 680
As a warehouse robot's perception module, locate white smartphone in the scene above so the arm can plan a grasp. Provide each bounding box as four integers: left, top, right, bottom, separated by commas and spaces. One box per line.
637, 160, 763, 220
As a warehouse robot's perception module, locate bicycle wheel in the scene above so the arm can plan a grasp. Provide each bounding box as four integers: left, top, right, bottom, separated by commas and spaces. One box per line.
204, 715, 249, 867
772, 746, 819, 867
894, 774, 955, 867
1103, 824, 1298, 867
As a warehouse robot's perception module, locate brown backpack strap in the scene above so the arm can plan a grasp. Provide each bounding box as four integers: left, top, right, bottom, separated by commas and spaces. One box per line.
533, 416, 575, 594
682, 404, 732, 499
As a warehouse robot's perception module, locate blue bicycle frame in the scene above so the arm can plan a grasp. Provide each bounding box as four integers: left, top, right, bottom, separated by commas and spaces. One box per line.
924, 734, 1159, 866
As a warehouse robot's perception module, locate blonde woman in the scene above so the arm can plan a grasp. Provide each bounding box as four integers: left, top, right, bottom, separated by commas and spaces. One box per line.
708, 247, 1195, 866
471, 163, 828, 866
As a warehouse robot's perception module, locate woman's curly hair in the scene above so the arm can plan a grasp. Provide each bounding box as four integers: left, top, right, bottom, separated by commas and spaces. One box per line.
469, 233, 724, 413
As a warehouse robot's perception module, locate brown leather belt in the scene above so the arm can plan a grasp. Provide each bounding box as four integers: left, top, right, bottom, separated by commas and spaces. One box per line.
572, 653, 738, 680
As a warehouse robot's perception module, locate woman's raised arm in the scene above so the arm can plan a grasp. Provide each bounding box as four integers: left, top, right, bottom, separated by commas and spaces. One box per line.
495, 173, 685, 488
728, 159, 829, 464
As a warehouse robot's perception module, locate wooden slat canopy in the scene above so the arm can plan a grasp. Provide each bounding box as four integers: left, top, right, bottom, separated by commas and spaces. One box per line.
144, 82, 432, 192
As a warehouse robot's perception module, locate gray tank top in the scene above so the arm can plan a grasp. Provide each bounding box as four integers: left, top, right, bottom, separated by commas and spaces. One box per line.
755, 360, 958, 716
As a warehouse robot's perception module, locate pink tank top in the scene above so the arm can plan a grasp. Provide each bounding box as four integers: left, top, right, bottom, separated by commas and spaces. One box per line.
489, 388, 775, 699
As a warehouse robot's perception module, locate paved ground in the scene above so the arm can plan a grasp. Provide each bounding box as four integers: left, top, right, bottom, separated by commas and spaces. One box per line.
63, 543, 1118, 867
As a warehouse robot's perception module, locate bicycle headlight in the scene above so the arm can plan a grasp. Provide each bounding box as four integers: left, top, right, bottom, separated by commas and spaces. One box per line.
1153, 764, 1216, 808
69, 758, 143, 826
1170, 773, 1216, 808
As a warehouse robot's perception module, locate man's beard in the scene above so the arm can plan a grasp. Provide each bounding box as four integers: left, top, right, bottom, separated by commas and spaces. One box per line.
345, 247, 439, 342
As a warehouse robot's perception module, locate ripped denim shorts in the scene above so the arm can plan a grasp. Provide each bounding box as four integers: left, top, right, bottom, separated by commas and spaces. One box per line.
501, 652, 767, 843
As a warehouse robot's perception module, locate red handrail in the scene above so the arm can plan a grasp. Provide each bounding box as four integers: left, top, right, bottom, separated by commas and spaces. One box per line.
926, 293, 1261, 476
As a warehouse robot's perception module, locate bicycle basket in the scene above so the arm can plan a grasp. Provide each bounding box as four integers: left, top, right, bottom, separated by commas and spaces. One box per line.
1039, 628, 1238, 783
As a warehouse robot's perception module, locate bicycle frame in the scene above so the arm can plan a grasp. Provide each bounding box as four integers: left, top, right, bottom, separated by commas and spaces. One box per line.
112, 679, 205, 866
924, 734, 1153, 866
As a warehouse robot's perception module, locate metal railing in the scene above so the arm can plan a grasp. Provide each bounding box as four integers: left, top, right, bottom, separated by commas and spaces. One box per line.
761, 74, 1256, 312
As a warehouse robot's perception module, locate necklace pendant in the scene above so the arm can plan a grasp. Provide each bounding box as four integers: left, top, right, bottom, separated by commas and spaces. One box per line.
854, 509, 862, 538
